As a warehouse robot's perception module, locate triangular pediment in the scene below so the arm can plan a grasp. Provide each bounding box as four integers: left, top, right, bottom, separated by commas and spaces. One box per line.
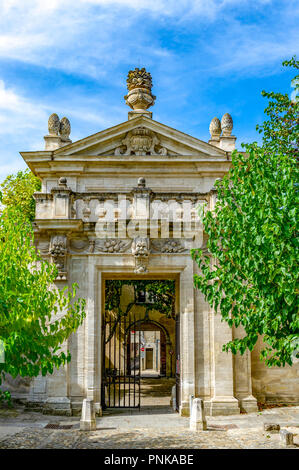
53, 116, 226, 158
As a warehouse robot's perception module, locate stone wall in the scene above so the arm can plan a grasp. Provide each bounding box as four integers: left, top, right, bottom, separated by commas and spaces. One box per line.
251, 336, 299, 404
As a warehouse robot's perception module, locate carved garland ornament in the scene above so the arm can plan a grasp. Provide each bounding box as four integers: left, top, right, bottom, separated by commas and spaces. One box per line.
49, 235, 68, 280
69, 238, 132, 254
95, 239, 131, 253
151, 239, 186, 253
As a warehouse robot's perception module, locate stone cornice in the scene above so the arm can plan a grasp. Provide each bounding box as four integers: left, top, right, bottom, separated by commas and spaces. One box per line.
34, 219, 83, 232
34, 190, 210, 201
20, 156, 231, 179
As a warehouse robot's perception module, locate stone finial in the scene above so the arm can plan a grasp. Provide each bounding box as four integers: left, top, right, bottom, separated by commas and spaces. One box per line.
138, 177, 146, 188
60, 117, 71, 141
126, 67, 153, 92
45, 114, 72, 150
48, 113, 60, 136
221, 113, 233, 136
209, 117, 221, 139
58, 176, 68, 187
125, 68, 156, 118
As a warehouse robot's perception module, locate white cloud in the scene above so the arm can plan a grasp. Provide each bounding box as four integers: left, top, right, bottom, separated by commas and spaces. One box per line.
0, 77, 129, 182
0, 0, 289, 77
0, 80, 48, 133
204, 28, 299, 76
0, 0, 297, 182
0, 78, 124, 135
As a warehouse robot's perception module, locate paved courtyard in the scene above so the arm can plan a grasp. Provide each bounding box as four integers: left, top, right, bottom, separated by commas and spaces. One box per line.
0, 404, 298, 449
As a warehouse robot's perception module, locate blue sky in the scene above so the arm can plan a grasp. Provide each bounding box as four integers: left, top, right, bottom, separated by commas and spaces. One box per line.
0, 0, 298, 183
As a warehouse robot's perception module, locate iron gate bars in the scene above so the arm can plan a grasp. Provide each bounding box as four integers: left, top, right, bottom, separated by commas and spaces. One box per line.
102, 312, 141, 409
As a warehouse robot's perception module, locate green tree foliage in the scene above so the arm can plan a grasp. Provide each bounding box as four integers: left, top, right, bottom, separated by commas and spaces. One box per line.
105, 279, 175, 319
0, 204, 86, 401
0, 169, 41, 221
192, 58, 299, 367
104, 279, 175, 345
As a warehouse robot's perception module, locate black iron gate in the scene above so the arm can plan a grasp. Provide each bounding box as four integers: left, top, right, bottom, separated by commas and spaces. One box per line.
101, 314, 141, 409
175, 314, 180, 411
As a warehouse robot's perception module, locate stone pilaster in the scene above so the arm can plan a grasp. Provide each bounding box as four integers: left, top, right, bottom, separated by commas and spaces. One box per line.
233, 326, 258, 413
51, 177, 73, 219
208, 189, 239, 415
194, 275, 213, 402
85, 259, 102, 415
209, 310, 240, 415
179, 259, 195, 416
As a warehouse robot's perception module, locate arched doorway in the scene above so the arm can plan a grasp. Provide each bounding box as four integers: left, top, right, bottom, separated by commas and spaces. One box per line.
125, 320, 172, 378
102, 279, 177, 410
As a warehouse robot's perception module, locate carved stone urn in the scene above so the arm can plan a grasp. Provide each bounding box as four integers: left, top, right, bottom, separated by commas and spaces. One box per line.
124, 68, 156, 112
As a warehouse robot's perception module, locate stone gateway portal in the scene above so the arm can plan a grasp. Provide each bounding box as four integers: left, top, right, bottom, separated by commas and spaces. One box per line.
14, 68, 298, 417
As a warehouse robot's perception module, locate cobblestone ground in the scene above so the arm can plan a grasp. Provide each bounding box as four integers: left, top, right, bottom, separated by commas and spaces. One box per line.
0, 405, 298, 449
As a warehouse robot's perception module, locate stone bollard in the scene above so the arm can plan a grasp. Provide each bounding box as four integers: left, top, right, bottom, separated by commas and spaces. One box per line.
171, 385, 176, 412
80, 398, 97, 431
280, 429, 293, 446
190, 398, 207, 431
189, 395, 194, 416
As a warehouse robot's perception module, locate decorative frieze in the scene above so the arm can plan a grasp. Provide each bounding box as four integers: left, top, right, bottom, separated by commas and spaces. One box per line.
69, 238, 132, 254
69, 239, 89, 252
151, 239, 187, 253
95, 239, 131, 253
